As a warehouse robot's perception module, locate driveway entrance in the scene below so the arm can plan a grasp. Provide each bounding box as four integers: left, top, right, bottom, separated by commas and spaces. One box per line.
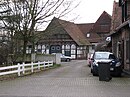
0, 60, 130, 97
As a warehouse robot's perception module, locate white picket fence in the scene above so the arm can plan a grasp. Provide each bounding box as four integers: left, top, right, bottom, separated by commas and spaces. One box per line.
0, 61, 53, 76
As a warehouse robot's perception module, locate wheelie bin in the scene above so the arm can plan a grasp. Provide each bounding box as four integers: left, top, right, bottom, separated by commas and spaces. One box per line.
98, 62, 112, 81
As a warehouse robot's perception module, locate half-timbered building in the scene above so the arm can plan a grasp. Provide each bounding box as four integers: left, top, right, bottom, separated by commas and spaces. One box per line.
36, 17, 91, 59
26, 12, 111, 60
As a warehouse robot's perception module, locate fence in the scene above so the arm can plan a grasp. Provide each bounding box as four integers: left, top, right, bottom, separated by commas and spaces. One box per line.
0, 61, 53, 76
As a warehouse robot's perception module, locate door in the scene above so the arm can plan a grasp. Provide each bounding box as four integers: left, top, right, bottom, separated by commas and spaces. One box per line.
50, 45, 62, 54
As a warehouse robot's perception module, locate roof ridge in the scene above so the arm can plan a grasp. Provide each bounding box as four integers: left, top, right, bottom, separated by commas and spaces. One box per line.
53, 17, 91, 45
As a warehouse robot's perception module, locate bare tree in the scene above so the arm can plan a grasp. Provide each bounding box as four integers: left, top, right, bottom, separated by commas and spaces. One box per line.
0, 0, 79, 61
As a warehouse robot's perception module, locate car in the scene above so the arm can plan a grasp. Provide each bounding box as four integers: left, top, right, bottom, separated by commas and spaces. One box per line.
61, 54, 72, 62
91, 51, 122, 76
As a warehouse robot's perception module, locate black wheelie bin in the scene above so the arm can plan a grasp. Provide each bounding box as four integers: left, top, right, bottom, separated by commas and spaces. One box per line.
98, 62, 112, 81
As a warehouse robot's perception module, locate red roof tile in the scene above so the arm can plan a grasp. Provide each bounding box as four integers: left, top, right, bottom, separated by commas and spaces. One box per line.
76, 23, 100, 43
76, 23, 94, 35
57, 18, 91, 46
45, 17, 91, 46
88, 11, 112, 43
91, 11, 111, 33
44, 11, 111, 44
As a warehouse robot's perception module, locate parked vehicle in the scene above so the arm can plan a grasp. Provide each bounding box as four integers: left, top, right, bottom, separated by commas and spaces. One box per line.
61, 54, 72, 62
91, 51, 122, 76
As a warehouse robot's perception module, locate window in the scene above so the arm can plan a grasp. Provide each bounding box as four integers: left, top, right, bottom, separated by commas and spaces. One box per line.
56, 46, 61, 50
106, 37, 111, 41
51, 47, 55, 50
71, 44, 76, 49
87, 33, 90, 37
66, 44, 70, 49
109, 54, 116, 59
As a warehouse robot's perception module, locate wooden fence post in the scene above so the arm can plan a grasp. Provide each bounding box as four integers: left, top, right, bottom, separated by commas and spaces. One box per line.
18, 63, 21, 76
38, 61, 40, 70
31, 62, 34, 73
51, 61, 53, 66
22, 62, 25, 74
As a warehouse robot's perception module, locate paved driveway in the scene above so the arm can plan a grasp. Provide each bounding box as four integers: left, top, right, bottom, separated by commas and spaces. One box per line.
0, 60, 130, 97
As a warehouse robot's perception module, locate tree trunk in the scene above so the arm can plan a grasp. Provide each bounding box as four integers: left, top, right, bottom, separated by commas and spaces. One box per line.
31, 41, 35, 53
23, 40, 28, 62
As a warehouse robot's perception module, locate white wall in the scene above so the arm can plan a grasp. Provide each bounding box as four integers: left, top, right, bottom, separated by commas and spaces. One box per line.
35, 54, 61, 64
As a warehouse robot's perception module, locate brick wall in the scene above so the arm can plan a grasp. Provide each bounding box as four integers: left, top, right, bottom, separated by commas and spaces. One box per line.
127, 1, 130, 20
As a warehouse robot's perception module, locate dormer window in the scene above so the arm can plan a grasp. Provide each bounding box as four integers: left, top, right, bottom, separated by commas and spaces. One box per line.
87, 33, 90, 37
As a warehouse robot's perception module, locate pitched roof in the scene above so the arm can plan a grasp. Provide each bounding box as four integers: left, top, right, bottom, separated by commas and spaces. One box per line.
88, 11, 111, 43
44, 11, 111, 44
76, 11, 111, 43
57, 18, 91, 45
76, 23, 94, 35
91, 11, 111, 33
45, 17, 91, 46
76, 23, 100, 43
111, 1, 122, 33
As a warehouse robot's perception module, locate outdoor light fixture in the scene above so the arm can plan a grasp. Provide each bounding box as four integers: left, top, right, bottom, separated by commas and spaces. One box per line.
117, 41, 121, 44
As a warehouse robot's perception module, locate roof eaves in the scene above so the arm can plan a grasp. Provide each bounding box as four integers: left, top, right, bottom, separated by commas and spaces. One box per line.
116, 20, 130, 31
109, 20, 130, 36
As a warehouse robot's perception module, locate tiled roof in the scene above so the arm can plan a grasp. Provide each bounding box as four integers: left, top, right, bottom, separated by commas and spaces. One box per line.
85, 30, 101, 43
56, 18, 91, 46
86, 11, 112, 43
44, 10, 111, 44
44, 17, 91, 46
91, 11, 111, 33
76, 23, 100, 43
76, 23, 94, 35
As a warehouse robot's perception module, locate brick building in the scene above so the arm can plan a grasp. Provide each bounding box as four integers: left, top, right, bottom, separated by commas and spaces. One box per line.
111, 0, 130, 72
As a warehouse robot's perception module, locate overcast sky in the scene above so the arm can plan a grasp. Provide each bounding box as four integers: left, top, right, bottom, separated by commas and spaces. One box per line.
65, 0, 119, 23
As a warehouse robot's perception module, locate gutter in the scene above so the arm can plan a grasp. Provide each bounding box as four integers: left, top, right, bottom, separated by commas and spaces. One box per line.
116, 20, 130, 32
108, 20, 130, 37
